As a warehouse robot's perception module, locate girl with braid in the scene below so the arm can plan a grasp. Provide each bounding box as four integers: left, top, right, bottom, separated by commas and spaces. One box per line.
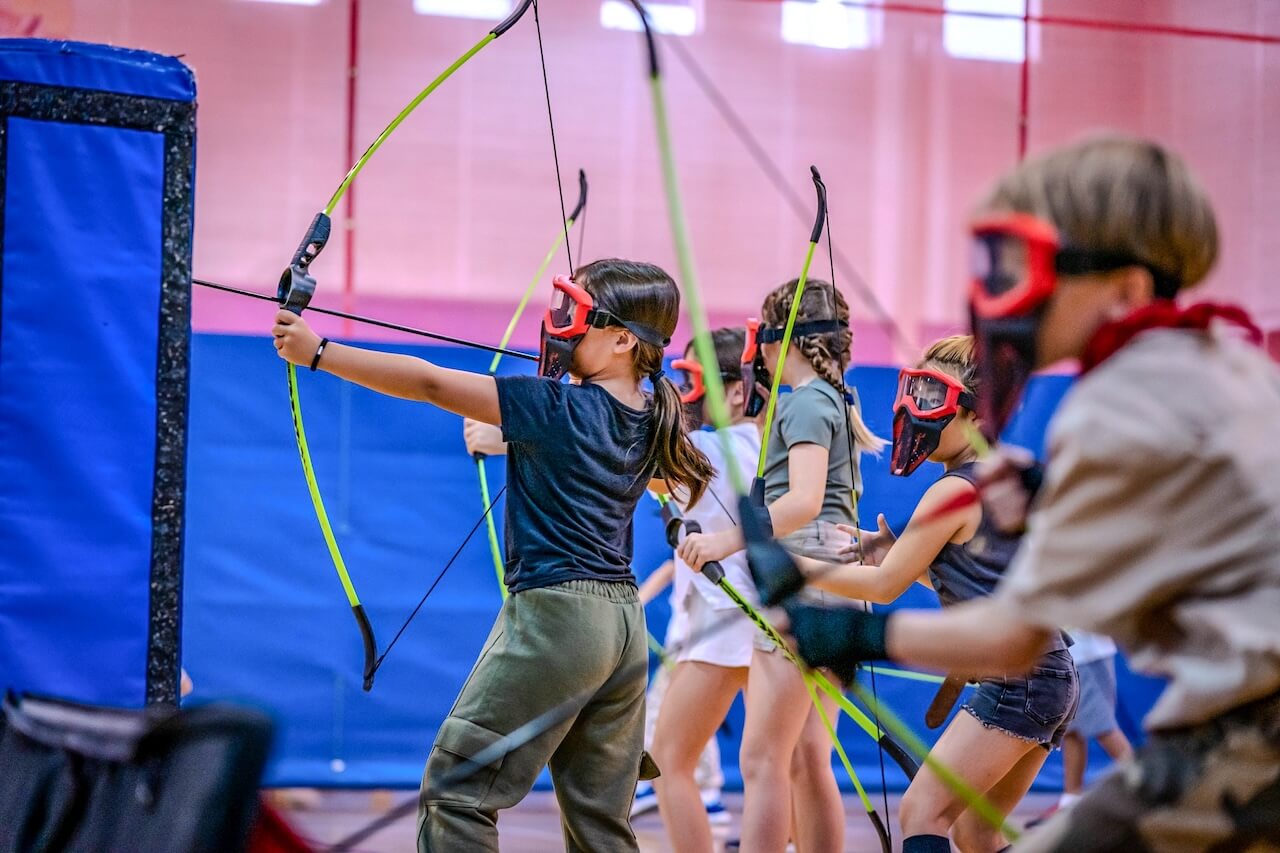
679, 279, 884, 853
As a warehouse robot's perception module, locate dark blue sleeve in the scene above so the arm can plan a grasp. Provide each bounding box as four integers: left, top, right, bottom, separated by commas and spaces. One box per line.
496, 375, 566, 445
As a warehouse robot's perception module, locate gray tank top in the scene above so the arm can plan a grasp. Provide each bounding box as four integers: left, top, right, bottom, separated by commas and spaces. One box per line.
928, 463, 1067, 652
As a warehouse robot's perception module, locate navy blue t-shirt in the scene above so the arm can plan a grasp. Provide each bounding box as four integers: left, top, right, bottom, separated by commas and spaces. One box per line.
496, 375, 655, 593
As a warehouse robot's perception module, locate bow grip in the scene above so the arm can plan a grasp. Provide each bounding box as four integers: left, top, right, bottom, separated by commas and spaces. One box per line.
277, 212, 332, 315
681, 520, 726, 585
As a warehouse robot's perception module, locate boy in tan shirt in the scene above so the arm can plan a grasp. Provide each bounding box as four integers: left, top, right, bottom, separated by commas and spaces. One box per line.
778, 136, 1280, 852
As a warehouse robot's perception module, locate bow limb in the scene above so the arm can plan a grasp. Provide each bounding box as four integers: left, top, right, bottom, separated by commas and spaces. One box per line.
322, 0, 535, 217
753, 166, 827, 481
623, 10, 896, 839
475, 170, 589, 598
277, 0, 537, 692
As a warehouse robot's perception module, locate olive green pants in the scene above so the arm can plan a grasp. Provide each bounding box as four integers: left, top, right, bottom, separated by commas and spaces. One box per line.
417, 579, 648, 852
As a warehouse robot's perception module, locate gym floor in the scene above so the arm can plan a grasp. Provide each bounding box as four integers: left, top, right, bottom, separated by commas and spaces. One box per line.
280, 789, 1058, 851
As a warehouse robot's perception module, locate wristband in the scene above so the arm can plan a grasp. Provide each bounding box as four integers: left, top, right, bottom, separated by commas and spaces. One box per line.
310, 337, 330, 372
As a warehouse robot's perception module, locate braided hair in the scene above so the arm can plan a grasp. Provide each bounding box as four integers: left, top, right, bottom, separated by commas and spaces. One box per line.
761, 278, 886, 455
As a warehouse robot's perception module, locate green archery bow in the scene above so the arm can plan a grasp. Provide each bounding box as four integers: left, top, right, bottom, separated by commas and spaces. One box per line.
475, 169, 588, 598
622, 3, 896, 845
276, 0, 538, 692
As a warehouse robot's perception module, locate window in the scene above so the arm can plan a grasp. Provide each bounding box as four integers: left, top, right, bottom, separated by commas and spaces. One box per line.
943, 0, 1026, 63
600, 1, 700, 37
781, 0, 877, 50
413, 0, 513, 21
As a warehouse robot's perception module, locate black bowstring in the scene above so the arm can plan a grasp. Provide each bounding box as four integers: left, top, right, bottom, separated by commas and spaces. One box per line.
532, 0, 574, 275
193, 278, 539, 361
370, 485, 506, 675
439, 541, 905, 789
664, 35, 917, 361
826, 205, 893, 847
373, 2, 574, 672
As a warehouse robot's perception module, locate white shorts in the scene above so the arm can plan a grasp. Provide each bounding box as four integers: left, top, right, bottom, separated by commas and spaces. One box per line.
670, 589, 755, 669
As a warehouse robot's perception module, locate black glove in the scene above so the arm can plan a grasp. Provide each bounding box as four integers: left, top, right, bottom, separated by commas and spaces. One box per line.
784, 603, 890, 685
738, 494, 804, 606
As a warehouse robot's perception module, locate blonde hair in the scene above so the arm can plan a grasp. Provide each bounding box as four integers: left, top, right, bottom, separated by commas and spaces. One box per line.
982, 135, 1218, 291
918, 334, 977, 400
761, 279, 887, 455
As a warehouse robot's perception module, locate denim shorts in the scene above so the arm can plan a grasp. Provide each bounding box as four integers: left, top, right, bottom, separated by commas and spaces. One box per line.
962, 648, 1080, 750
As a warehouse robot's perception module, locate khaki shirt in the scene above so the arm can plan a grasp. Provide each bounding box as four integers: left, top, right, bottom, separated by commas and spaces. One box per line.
999, 327, 1280, 730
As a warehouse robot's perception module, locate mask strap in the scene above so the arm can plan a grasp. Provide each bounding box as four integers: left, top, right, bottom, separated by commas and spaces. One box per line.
1055, 248, 1181, 300
757, 318, 847, 344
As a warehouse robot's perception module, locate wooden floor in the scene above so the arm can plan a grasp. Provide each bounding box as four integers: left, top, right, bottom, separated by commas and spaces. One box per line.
280, 789, 1056, 851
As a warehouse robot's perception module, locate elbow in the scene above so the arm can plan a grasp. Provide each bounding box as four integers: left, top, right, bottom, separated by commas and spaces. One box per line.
865, 584, 900, 606
414, 366, 445, 404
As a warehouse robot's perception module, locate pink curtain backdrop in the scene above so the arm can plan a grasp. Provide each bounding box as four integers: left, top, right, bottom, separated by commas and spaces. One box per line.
12, 0, 1278, 363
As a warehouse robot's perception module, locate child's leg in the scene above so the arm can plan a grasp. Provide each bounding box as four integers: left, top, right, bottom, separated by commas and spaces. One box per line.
789, 686, 845, 853
1060, 731, 1087, 795
546, 580, 648, 853
643, 661, 672, 754
951, 747, 1047, 853
899, 713, 1039, 841
693, 724, 723, 794
417, 581, 644, 853
1095, 728, 1132, 762
739, 646, 817, 852
651, 661, 746, 853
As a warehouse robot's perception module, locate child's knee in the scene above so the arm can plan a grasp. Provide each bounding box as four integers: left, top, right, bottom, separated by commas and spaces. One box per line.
899, 785, 950, 836
952, 814, 1002, 853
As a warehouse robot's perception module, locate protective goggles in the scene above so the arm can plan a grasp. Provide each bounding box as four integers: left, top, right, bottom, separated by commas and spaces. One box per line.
740, 319, 767, 417
671, 358, 737, 405
890, 369, 976, 477
543, 275, 669, 345
894, 369, 975, 420
739, 317, 848, 417
970, 214, 1180, 321
540, 275, 670, 379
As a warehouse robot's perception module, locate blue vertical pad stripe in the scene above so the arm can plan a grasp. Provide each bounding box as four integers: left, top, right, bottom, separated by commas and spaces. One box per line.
0, 117, 163, 706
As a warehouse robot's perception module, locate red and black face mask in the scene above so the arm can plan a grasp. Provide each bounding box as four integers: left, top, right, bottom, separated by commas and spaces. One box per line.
739, 316, 848, 417
539, 274, 670, 380
672, 357, 740, 427
890, 368, 977, 476
968, 214, 1179, 441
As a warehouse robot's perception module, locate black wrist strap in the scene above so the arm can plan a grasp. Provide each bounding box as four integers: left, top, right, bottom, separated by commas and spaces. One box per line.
310, 338, 330, 372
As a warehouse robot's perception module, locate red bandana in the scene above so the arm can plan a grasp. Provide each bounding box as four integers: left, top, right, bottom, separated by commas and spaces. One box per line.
1079, 301, 1263, 374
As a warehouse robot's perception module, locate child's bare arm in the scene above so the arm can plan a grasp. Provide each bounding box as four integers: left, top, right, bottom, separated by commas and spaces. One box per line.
802, 477, 977, 604
274, 310, 501, 423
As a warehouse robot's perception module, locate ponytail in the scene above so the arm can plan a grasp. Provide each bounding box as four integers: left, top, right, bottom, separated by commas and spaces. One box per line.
645, 373, 715, 507
572, 259, 714, 507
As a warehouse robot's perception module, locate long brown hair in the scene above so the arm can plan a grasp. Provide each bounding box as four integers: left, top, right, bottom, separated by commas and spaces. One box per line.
760, 278, 886, 454
575, 259, 714, 505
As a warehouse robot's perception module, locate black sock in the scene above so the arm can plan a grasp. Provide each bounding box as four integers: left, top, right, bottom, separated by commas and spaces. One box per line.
902, 835, 952, 853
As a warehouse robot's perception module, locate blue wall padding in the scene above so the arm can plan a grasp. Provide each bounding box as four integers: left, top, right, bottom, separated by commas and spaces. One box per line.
182, 334, 1158, 789
0, 40, 196, 100
0, 117, 167, 706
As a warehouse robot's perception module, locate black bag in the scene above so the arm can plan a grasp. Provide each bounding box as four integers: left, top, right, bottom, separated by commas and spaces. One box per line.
0, 692, 273, 853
